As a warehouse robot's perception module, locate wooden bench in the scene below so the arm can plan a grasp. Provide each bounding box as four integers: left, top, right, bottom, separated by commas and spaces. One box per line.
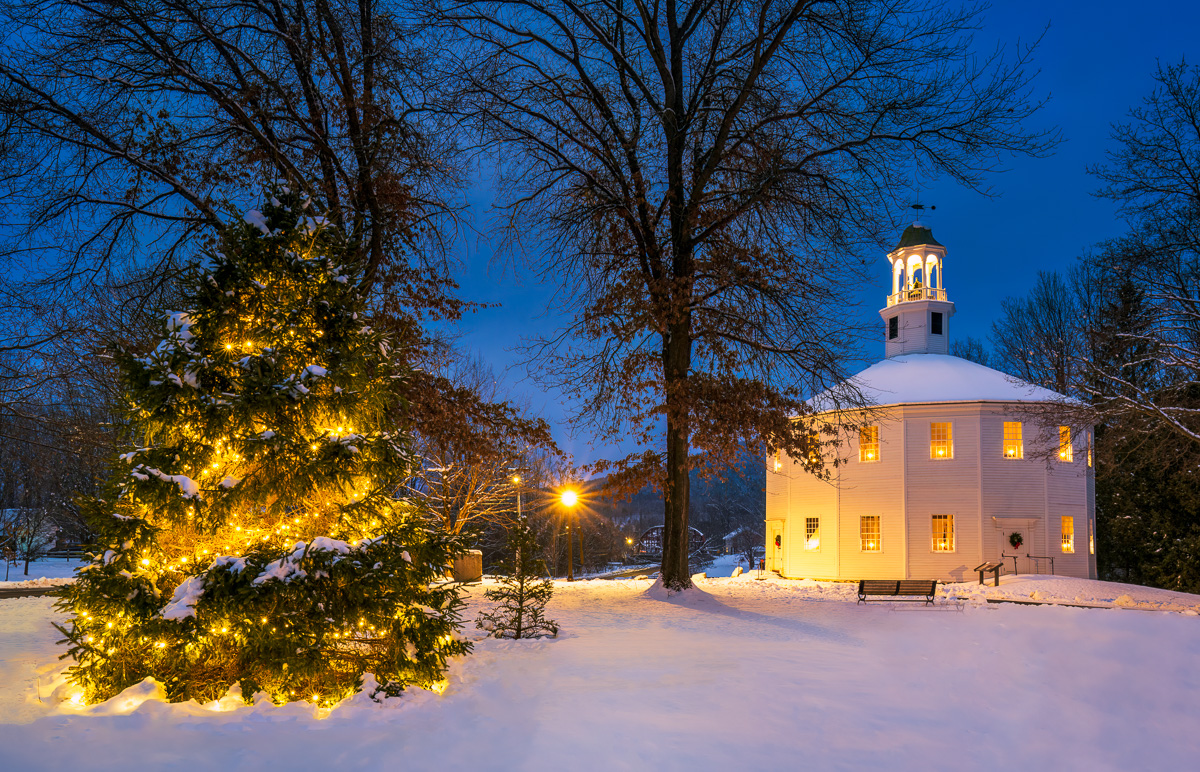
857, 579, 938, 605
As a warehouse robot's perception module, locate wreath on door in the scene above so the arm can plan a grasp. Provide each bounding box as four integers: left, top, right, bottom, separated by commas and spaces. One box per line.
1009, 531, 1024, 550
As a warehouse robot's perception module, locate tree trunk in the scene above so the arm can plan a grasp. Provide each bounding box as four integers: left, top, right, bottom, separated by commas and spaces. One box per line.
660, 320, 693, 590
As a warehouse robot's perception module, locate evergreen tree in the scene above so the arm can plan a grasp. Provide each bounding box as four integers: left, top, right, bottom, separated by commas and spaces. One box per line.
56, 193, 470, 705
476, 519, 558, 639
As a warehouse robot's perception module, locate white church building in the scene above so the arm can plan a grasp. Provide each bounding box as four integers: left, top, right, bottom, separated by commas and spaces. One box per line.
765, 223, 1096, 582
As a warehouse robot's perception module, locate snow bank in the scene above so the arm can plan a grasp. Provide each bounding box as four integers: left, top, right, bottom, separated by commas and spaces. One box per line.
0, 576, 74, 589
942, 573, 1200, 613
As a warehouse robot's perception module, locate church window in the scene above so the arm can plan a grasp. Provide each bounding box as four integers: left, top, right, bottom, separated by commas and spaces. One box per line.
859, 426, 879, 462
930, 422, 952, 459
860, 516, 881, 552
802, 433, 821, 469
772, 450, 781, 473
931, 515, 954, 552
1061, 516, 1075, 553
1003, 421, 1023, 458
888, 316, 898, 340
1058, 426, 1074, 462
805, 518, 820, 551
931, 312, 943, 335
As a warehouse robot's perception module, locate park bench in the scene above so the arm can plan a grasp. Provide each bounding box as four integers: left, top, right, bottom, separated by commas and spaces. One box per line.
857, 579, 938, 605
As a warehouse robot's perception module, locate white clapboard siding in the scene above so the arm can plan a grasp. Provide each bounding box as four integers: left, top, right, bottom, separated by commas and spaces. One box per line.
771, 402, 1096, 583
835, 414, 906, 580
902, 404, 982, 582
779, 452, 838, 578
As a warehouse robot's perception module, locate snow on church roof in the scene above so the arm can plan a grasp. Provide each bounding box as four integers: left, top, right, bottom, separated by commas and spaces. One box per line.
831, 354, 1068, 409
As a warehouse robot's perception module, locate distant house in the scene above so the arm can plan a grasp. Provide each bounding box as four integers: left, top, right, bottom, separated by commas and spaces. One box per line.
765, 223, 1096, 582
722, 527, 762, 556
636, 525, 707, 557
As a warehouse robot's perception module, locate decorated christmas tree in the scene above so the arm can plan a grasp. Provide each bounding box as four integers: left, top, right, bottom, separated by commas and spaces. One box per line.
57, 193, 470, 705
476, 518, 558, 639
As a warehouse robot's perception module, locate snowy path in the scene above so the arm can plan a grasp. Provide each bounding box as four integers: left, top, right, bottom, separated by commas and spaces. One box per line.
1, 576, 1198, 770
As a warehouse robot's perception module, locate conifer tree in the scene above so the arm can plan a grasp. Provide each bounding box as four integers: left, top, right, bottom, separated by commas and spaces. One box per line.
56, 192, 470, 705
476, 519, 558, 639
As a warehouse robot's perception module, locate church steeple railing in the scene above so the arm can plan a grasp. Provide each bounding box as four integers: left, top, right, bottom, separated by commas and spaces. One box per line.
887, 286, 947, 306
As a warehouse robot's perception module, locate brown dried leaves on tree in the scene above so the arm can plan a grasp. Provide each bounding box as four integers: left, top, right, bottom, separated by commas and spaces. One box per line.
439, 0, 1057, 588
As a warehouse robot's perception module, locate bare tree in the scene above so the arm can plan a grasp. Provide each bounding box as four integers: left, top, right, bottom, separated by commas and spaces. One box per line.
406, 355, 562, 535
0, 1, 480, 538
438, 0, 1056, 588
0, 0, 460, 289
990, 270, 1081, 395
950, 336, 990, 367
1083, 61, 1200, 445
0, 0, 469, 449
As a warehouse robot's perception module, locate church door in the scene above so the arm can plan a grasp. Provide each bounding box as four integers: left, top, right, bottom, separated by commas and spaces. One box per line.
767, 521, 783, 572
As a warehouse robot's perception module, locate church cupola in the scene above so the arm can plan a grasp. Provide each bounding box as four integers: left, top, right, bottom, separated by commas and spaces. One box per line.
880, 221, 956, 358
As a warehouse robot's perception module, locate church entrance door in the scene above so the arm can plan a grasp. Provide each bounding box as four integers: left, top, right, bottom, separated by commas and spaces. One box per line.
767, 521, 783, 573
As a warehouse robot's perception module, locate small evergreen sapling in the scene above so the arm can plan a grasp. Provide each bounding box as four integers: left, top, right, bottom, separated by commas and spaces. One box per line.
57, 193, 471, 705
476, 519, 558, 639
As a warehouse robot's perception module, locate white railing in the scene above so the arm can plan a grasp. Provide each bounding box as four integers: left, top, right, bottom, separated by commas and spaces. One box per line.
887, 286, 946, 306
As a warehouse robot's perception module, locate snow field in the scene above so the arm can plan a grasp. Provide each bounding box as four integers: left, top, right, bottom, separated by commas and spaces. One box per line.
1, 574, 1198, 770
0, 559, 82, 586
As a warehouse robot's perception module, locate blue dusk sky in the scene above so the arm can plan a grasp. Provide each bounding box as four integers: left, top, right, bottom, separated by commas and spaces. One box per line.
441, 0, 1200, 467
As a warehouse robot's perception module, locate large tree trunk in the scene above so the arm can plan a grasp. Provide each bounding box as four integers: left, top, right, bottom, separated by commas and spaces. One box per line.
661, 319, 693, 590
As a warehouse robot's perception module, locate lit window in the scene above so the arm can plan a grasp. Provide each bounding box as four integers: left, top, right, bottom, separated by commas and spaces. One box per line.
802, 434, 820, 468
1089, 519, 1095, 555
1003, 421, 1023, 459
860, 516, 881, 552
930, 422, 952, 459
1087, 432, 1093, 468
1058, 426, 1073, 462
859, 426, 879, 462
932, 514, 955, 552
805, 517, 820, 551
1061, 516, 1075, 553
772, 450, 781, 473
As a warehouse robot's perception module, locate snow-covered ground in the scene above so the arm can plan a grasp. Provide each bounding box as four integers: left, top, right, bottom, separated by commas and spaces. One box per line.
0, 559, 81, 587
1, 573, 1198, 770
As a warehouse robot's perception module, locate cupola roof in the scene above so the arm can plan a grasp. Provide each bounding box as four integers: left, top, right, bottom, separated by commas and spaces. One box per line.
893, 223, 943, 251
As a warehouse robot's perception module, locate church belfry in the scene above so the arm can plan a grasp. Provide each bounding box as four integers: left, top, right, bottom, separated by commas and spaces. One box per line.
881, 222, 955, 358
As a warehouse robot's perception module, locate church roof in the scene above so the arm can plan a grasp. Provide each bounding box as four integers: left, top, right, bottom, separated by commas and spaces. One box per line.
893, 223, 942, 251
827, 354, 1069, 408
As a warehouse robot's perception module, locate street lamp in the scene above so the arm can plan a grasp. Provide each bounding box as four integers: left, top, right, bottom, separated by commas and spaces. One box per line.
561, 488, 579, 581
511, 475, 522, 519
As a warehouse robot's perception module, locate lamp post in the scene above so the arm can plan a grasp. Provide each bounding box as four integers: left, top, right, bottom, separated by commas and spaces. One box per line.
511, 475, 522, 520
561, 489, 578, 581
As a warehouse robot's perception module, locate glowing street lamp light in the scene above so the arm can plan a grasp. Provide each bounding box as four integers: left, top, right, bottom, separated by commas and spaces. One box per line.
561, 489, 579, 581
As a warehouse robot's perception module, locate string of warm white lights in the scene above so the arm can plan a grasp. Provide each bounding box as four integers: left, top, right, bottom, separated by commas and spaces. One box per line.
57, 193, 472, 707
